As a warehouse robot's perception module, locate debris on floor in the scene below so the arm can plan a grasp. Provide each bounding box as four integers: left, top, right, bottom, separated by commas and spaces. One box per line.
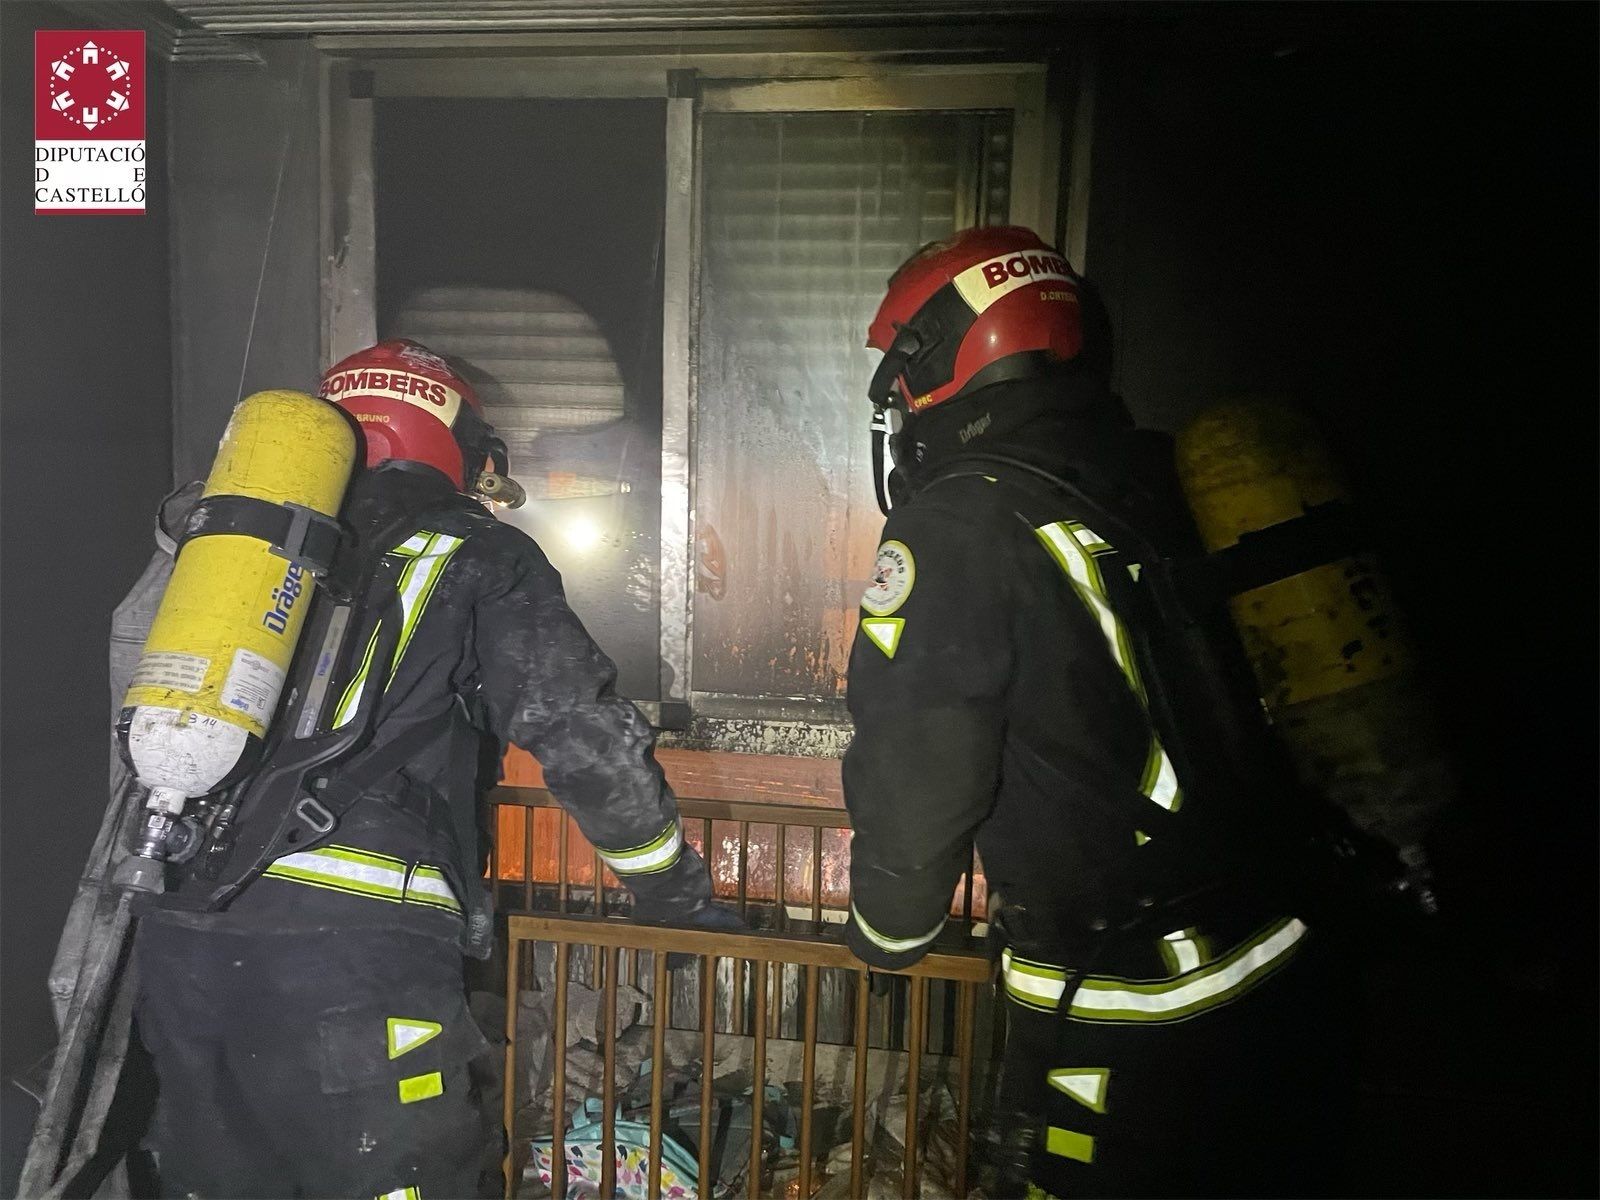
512, 970, 982, 1198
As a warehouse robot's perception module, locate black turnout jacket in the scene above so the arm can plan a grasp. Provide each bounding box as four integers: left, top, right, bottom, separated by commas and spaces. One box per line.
842, 407, 1283, 975
162, 465, 710, 951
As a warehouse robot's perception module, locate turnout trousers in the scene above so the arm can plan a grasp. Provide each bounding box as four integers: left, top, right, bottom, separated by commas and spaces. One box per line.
1005, 931, 1356, 1199
132, 911, 499, 1200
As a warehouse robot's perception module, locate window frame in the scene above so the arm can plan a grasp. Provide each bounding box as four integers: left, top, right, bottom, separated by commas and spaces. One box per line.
318, 40, 1085, 737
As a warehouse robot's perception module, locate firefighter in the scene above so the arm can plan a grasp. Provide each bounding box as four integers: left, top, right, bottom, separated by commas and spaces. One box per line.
130, 339, 734, 1200
841, 228, 1355, 1197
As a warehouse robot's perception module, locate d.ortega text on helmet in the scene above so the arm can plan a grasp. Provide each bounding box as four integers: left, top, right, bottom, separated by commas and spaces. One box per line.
262, 562, 306, 635
953, 250, 1079, 314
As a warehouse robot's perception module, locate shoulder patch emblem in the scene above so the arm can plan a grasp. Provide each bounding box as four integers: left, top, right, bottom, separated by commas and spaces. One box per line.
862, 540, 915, 616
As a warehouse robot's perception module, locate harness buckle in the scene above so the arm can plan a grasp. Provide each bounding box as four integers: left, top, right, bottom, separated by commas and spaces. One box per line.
294, 795, 336, 835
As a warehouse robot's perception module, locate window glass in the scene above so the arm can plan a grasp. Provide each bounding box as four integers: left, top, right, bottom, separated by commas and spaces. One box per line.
375, 99, 666, 700
694, 110, 1011, 702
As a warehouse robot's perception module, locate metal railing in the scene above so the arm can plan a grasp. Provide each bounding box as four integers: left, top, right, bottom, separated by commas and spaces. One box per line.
487, 786, 988, 928
488, 787, 998, 1200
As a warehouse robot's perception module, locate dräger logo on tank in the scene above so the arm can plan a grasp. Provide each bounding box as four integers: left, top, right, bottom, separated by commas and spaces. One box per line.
321, 369, 464, 425
952, 249, 1080, 314
34, 30, 146, 215
261, 563, 306, 636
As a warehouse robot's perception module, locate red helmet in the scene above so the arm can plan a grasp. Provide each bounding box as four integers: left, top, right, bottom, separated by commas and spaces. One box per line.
319, 339, 485, 489
866, 226, 1093, 415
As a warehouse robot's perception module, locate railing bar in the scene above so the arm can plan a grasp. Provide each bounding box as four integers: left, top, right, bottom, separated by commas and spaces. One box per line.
799, 964, 819, 1200
558, 816, 570, 913
492, 785, 856, 829
852, 969, 870, 1197
776, 822, 787, 921
737, 819, 750, 919
751, 959, 768, 1199
733, 956, 745, 1038
664, 954, 674, 1031
502, 934, 520, 1200
904, 977, 926, 1200
601, 946, 618, 1200
505, 914, 993, 983
811, 828, 823, 927
523, 807, 535, 913
768, 961, 781, 1040
698, 955, 715, 1200
649, 951, 668, 1199
591, 848, 604, 990
552, 942, 569, 1200
955, 980, 976, 1197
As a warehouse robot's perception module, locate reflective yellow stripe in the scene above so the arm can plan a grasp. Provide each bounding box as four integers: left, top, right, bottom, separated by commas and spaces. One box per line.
398, 1072, 443, 1104
334, 531, 464, 728
1002, 947, 1068, 1011
1034, 523, 1144, 700
1035, 520, 1184, 817
1005, 920, 1305, 1023
262, 846, 462, 916
263, 845, 407, 901
388, 532, 463, 678
1070, 918, 1307, 1023
852, 901, 945, 955
597, 821, 684, 875
331, 624, 382, 730
375, 1189, 421, 1200
1159, 927, 1212, 976
1046, 1126, 1095, 1163
404, 864, 463, 914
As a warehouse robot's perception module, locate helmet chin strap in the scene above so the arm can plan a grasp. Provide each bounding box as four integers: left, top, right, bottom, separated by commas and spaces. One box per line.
867, 326, 925, 516
871, 406, 893, 517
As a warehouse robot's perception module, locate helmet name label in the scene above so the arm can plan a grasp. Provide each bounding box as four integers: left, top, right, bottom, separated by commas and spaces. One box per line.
322, 368, 463, 427
953, 251, 1078, 314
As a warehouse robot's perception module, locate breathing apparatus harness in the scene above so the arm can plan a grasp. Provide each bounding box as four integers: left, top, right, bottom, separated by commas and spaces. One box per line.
154, 466, 496, 957
921, 446, 1417, 971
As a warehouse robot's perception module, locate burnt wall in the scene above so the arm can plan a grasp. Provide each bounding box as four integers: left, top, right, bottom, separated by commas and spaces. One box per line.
0, 2, 172, 1076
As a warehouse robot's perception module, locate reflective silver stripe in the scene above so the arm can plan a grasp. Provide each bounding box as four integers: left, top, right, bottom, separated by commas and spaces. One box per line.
1161, 928, 1204, 974
851, 901, 945, 955
1142, 739, 1181, 812
263, 846, 461, 916
263, 845, 407, 901
1035, 522, 1142, 697
394, 534, 430, 556
1035, 520, 1184, 816
597, 821, 684, 875
1070, 918, 1308, 1022
375, 1188, 421, 1200
405, 865, 463, 913
334, 531, 464, 728
1002, 947, 1068, 1010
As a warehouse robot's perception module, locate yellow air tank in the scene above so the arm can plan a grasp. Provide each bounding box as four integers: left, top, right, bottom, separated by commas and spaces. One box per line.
121, 390, 356, 822
1174, 397, 1454, 862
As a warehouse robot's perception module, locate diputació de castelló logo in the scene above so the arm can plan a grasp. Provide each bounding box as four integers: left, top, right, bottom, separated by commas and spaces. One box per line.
35, 30, 147, 215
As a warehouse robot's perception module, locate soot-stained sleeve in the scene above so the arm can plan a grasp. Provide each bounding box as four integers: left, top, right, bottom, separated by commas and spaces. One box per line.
843, 486, 1014, 969
470, 529, 708, 906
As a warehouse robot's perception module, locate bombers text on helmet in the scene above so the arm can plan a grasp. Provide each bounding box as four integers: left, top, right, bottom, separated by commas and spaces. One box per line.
319, 339, 490, 490
866, 225, 1091, 415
